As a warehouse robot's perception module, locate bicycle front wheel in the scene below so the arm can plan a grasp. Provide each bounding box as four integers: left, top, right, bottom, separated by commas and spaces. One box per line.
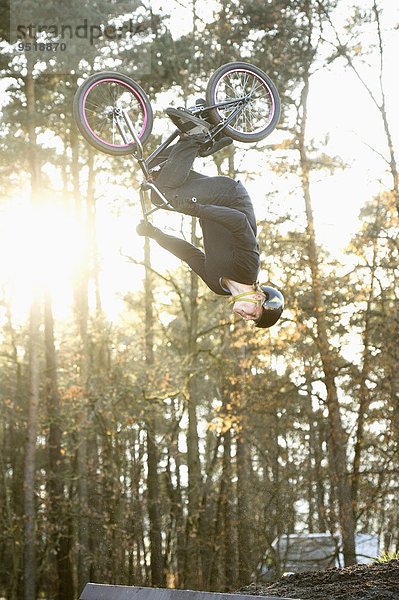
205, 62, 280, 143
73, 72, 153, 156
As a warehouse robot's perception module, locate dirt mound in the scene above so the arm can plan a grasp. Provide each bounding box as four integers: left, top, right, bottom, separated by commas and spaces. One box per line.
238, 560, 399, 600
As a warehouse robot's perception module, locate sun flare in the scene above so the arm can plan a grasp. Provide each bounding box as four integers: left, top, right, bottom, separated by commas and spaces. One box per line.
0, 199, 85, 318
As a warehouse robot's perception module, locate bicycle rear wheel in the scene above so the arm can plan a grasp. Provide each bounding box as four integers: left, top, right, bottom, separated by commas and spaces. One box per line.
205, 62, 280, 143
73, 72, 153, 156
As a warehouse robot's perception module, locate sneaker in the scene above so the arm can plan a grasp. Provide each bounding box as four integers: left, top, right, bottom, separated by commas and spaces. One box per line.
166, 107, 211, 135
198, 136, 233, 157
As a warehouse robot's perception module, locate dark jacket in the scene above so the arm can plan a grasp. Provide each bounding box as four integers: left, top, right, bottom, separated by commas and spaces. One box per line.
149, 136, 260, 295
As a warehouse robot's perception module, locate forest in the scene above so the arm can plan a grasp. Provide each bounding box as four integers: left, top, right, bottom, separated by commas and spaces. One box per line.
0, 1, 398, 599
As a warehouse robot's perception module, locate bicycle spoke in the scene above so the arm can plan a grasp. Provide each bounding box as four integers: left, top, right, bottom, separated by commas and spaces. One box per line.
224, 81, 238, 97
248, 104, 260, 126
109, 84, 116, 105
88, 109, 106, 123
242, 109, 248, 132
86, 99, 105, 110
249, 76, 258, 93
101, 84, 112, 105
241, 72, 249, 95
95, 84, 109, 107
247, 106, 261, 131
83, 79, 146, 145
84, 107, 103, 115
210, 65, 280, 139
113, 85, 123, 109
96, 116, 109, 137
248, 103, 266, 119
249, 77, 258, 99
245, 110, 251, 132
215, 69, 275, 135
248, 106, 264, 129
223, 73, 267, 106
128, 100, 140, 117
78, 73, 152, 153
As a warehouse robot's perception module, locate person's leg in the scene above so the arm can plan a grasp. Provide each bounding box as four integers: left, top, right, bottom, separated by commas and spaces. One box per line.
165, 107, 211, 135
152, 131, 255, 231
154, 135, 204, 193
165, 106, 232, 156
179, 176, 257, 234
228, 185, 257, 234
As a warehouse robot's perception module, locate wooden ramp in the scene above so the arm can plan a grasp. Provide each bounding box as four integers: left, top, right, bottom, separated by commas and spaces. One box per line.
80, 584, 300, 600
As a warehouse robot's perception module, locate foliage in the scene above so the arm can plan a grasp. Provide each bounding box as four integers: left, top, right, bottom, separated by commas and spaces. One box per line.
0, 0, 398, 598
373, 551, 399, 563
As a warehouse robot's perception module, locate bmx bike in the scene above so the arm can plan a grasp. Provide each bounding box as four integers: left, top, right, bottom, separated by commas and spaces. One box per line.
73, 62, 281, 222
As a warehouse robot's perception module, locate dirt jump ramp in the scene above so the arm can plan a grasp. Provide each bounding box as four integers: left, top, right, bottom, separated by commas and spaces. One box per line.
79, 584, 299, 600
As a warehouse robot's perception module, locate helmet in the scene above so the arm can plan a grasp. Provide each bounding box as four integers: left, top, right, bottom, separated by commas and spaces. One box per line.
255, 285, 284, 329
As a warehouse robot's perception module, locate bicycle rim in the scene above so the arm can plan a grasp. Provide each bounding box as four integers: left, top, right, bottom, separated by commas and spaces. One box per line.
82, 78, 148, 148
212, 68, 276, 136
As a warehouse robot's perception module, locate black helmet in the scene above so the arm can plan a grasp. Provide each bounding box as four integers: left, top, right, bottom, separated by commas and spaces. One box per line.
255, 285, 284, 329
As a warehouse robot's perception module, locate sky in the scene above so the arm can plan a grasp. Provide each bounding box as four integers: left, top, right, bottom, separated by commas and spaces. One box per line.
0, 0, 398, 325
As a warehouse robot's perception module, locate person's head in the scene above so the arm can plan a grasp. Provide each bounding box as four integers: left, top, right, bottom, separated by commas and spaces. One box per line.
232, 291, 265, 322
231, 285, 284, 329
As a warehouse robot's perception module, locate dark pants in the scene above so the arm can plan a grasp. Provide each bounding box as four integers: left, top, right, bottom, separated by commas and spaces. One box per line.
152, 136, 257, 235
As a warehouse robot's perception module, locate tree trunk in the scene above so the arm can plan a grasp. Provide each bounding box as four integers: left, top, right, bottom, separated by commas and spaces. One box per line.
222, 427, 235, 590
235, 342, 252, 586
70, 123, 91, 590
3, 298, 24, 600
86, 149, 103, 315
236, 428, 252, 585
44, 288, 74, 600
305, 373, 327, 533
144, 236, 164, 586
342, 2, 398, 209
184, 218, 203, 588
351, 236, 377, 518
130, 430, 146, 585
24, 289, 40, 600
298, 73, 356, 566
23, 50, 41, 600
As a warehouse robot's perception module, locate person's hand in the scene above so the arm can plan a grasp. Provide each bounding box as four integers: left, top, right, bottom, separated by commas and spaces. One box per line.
173, 197, 201, 216
136, 220, 158, 237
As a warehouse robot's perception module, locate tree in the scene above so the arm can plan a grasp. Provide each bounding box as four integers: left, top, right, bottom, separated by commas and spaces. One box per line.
143, 235, 164, 586
44, 287, 74, 599
22, 46, 43, 600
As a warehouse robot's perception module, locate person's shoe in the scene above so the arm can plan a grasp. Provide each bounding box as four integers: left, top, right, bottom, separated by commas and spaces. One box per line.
198, 136, 233, 157
166, 107, 211, 135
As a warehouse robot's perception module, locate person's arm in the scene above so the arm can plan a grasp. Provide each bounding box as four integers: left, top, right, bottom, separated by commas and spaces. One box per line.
151, 228, 206, 279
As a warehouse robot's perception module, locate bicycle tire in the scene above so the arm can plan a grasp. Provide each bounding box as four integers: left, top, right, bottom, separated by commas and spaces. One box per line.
73, 72, 153, 156
205, 62, 280, 143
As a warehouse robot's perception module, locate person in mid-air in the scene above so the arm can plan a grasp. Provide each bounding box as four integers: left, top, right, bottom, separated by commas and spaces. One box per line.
136, 107, 284, 328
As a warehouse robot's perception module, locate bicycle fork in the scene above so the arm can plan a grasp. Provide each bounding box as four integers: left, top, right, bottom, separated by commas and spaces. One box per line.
113, 109, 174, 222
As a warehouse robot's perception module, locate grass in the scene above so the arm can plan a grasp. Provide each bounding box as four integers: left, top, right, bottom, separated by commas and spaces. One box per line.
373, 550, 399, 562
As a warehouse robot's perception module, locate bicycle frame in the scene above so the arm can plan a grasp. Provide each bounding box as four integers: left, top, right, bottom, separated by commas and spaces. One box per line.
114, 96, 249, 222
